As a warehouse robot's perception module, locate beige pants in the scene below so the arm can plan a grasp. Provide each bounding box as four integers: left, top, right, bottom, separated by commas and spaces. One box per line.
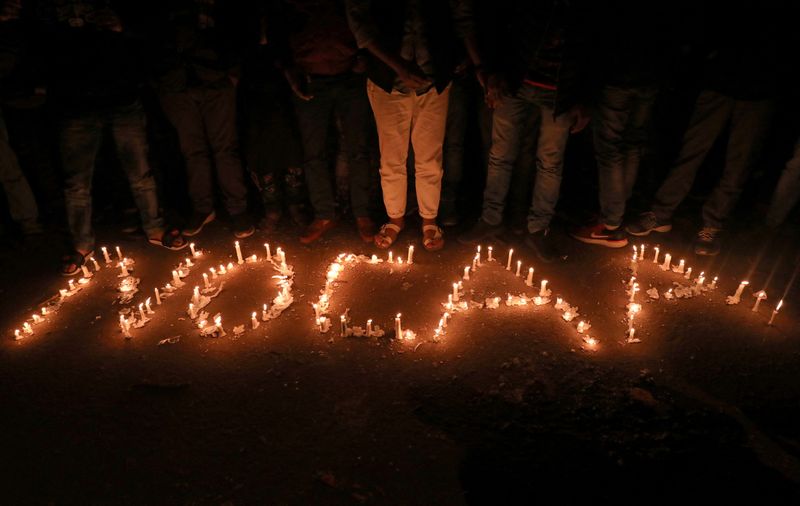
367, 79, 450, 219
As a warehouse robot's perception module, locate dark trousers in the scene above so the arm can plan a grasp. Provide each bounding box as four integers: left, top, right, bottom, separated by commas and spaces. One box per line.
652, 90, 773, 229
594, 85, 658, 227
293, 73, 372, 220
59, 100, 163, 252
160, 86, 248, 217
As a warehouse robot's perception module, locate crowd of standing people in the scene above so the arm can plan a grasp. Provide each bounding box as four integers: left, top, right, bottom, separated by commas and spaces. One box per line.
0, 0, 797, 276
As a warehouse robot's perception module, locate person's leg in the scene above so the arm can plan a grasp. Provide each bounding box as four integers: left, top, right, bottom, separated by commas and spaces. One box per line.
0, 110, 40, 232
621, 86, 658, 199
367, 80, 413, 221
336, 75, 374, 220
59, 112, 103, 253
650, 90, 731, 221
159, 91, 215, 216
766, 136, 800, 227
594, 85, 635, 228
526, 96, 574, 234
110, 101, 165, 238
701, 98, 774, 229
410, 85, 450, 220
293, 80, 337, 221
440, 76, 470, 219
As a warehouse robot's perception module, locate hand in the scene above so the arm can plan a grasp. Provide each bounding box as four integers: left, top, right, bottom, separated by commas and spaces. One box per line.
284, 67, 313, 101
569, 105, 590, 134
395, 61, 430, 91
484, 73, 507, 109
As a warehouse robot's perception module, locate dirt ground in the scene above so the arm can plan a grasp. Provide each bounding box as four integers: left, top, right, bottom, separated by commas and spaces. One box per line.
1, 219, 799, 505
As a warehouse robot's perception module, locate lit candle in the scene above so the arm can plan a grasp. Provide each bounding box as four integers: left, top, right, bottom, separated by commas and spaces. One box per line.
539, 280, 548, 297
463, 266, 470, 281
145, 297, 153, 314
584, 336, 598, 349
487, 246, 493, 262
628, 312, 635, 331
768, 300, 783, 326
577, 321, 586, 333
138, 303, 146, 321
629, 283, 639, 302
397, 257, 403, 265
477, 245, 482, 264
443, 312, 450, 326
189, 303, 197, 319
227, 261, 234, 271
190, 242, 197, 257
639, 244, 645, 261
101, 246, 111, 264
676, 259, 685, 274
277, 247, 285, 264
653, 246, 660, 264
312, 303, 320, 321
732, 281, 749, 301
252, 312, 260, 329
627, 328, 636, 341
172, 270, 180, 285
752, 290, 767, 312
371, 254, 379, 264
210, 267, 217, 279
388, 251, 393, 263
90, 257, 100, 271
235, 241, 243, 264
661, 253, 672, 271
32, 314, 42, 324
447, 293, 453, 308
452, 283, 460, 302
317, 316, 326, 332
119, 262, 129, 277
340, 315, 347, 337
119, 315, 131, 338
407, 245, 414, 264
214, 315, 223, 334
366, 319, 373, 337
262, 303, 268, 321
14, 329, 21, 340
185, 257, 194, 267
516, 260, 522, 277
202, 273, 209, 289
696, 272, 705, 287
684, 267, 692, 280
472, 254, 478, 271
395, 313, 402, 338
710, 276, 718, 289
154, 287, 161, 305
192, 286, 200, 304
265, 243, 271, 260
628, 275, 636, 288
81, 265, 91, 278
506, 249, 513, 270
41, 307, 47, 316
68, 279, 75, 291
115, 246, 123, 261
525, 267, 534, 287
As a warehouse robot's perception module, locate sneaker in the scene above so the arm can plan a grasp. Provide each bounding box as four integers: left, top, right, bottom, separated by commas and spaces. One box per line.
570, 222, 628, 248
524, 228, 562, 263
231, 213, 255, 239
439, 201, 460, 227
183, 211, 216, 237
625, 211, 672, 236
356, 217, 376, 243
694, 227, 721, 256
458, 219, 504, 245
299, 219, 336, 244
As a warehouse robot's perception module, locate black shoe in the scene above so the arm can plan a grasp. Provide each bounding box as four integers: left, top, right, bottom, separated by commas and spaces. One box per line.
524, 228, 562, 263
183, 211, 216, 237
439, 201, 460, 227
458, 219, 504, 245
232, 213, 255, 239
694, 227, 721, 256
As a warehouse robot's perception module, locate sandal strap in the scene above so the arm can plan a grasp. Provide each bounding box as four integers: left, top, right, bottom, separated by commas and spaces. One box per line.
379, 223, 403, 234
422, 225, 443, 241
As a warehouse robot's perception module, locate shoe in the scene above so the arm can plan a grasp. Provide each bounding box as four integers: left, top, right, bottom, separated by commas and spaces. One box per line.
458, 219, 504, 245
300, 219, 336, 244
183, 211, 216, 236
356, 217, 376, 243
439, 201, 460, 227
524, 228, 561, 263
570, 222, 628, 248
231, 213, 255, 239
625, 211, 672, 236
694, 227, 720, 256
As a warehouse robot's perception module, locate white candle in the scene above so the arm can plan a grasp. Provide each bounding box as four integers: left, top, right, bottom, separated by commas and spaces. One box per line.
447, 293, 453, 308
201, 273, 209, 288
633, 245, 638, 260
14, 329, 21, 340
190, 242, 197, 257
506, 249, 513, 270
22, 322, 33, 335
90, 257, 100, 271
235, 241, 243, 264
371, 254, 379, 264
68, 279, 75, 291
653, 246, 660, 264
81, 265, 91, 278
265, 243, 271, 260
768, 300, 783, 325
101, 246, 111, 264
32, 314, 42, 324
539, 280, 548, 297
119, 262, 129, 277
516, 260, 522, 277
138, 303, 145, 321
472, 254, 478, 271
628, 328, 635, 341
192, 286, 200, 304
639, 244, 645, 261
210, 267, 217, 279
252, 312, 260, 329
172, 270, 180, 285
366, 319, 373, 337
41, 307, 48, 316
733, 281, 749, 300
214, 315, 223, 333
628, 275, 636, 288
661, 253, 671, 271
115, 246, 123, 261
312, 303, 320, 321
477, 245, 482, 264
577, 321, 585, 333
487, 246, 493, 262
154, 287, 161, 305
629, 283, 639, 302
388, 251, 393, 263
119, 315, 130, 337
452, 283, 460, 302
676, 259, 685, 274
276, 247, 285, 264
145, 297, 153, 314
262, 304, 268, 321
710, 276, 718, 289
526, 268, 534, 287
189, 303, 196, 319
752, 291, 767, 312
407, 245, 414, 264
185, 257, 194, 267
696, 272, 705, 287
395, 313, 402, 338
684, 267, 692, 280
443, 312, 450, 327
340, 315, 347, 337
463, 266, 470, 280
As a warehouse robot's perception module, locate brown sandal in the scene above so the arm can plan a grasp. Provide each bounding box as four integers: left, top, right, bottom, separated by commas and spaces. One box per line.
374, 223, 403, 249
422, 224, 444, 251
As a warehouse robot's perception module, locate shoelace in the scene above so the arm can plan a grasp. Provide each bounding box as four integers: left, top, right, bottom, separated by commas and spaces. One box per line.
697, 228, 717, 241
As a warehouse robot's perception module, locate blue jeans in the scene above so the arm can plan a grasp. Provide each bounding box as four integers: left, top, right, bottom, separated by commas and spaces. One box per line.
293, 73, 372, 219
594, 85, 657, 227
481, 83, 574, 233
652, 90, 773, 229
767, 136, 800, 227
60, 100, 163, 252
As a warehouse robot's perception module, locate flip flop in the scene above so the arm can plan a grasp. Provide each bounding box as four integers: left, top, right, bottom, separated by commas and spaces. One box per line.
149, 229, 189, 251
422, 224, 444, 251
374, 223, 403, 249
61, 250, 91, 277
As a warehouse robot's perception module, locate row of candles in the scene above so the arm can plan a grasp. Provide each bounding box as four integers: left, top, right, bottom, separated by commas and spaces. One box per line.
14, 245, 139, 340
433, 246, 599, 350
